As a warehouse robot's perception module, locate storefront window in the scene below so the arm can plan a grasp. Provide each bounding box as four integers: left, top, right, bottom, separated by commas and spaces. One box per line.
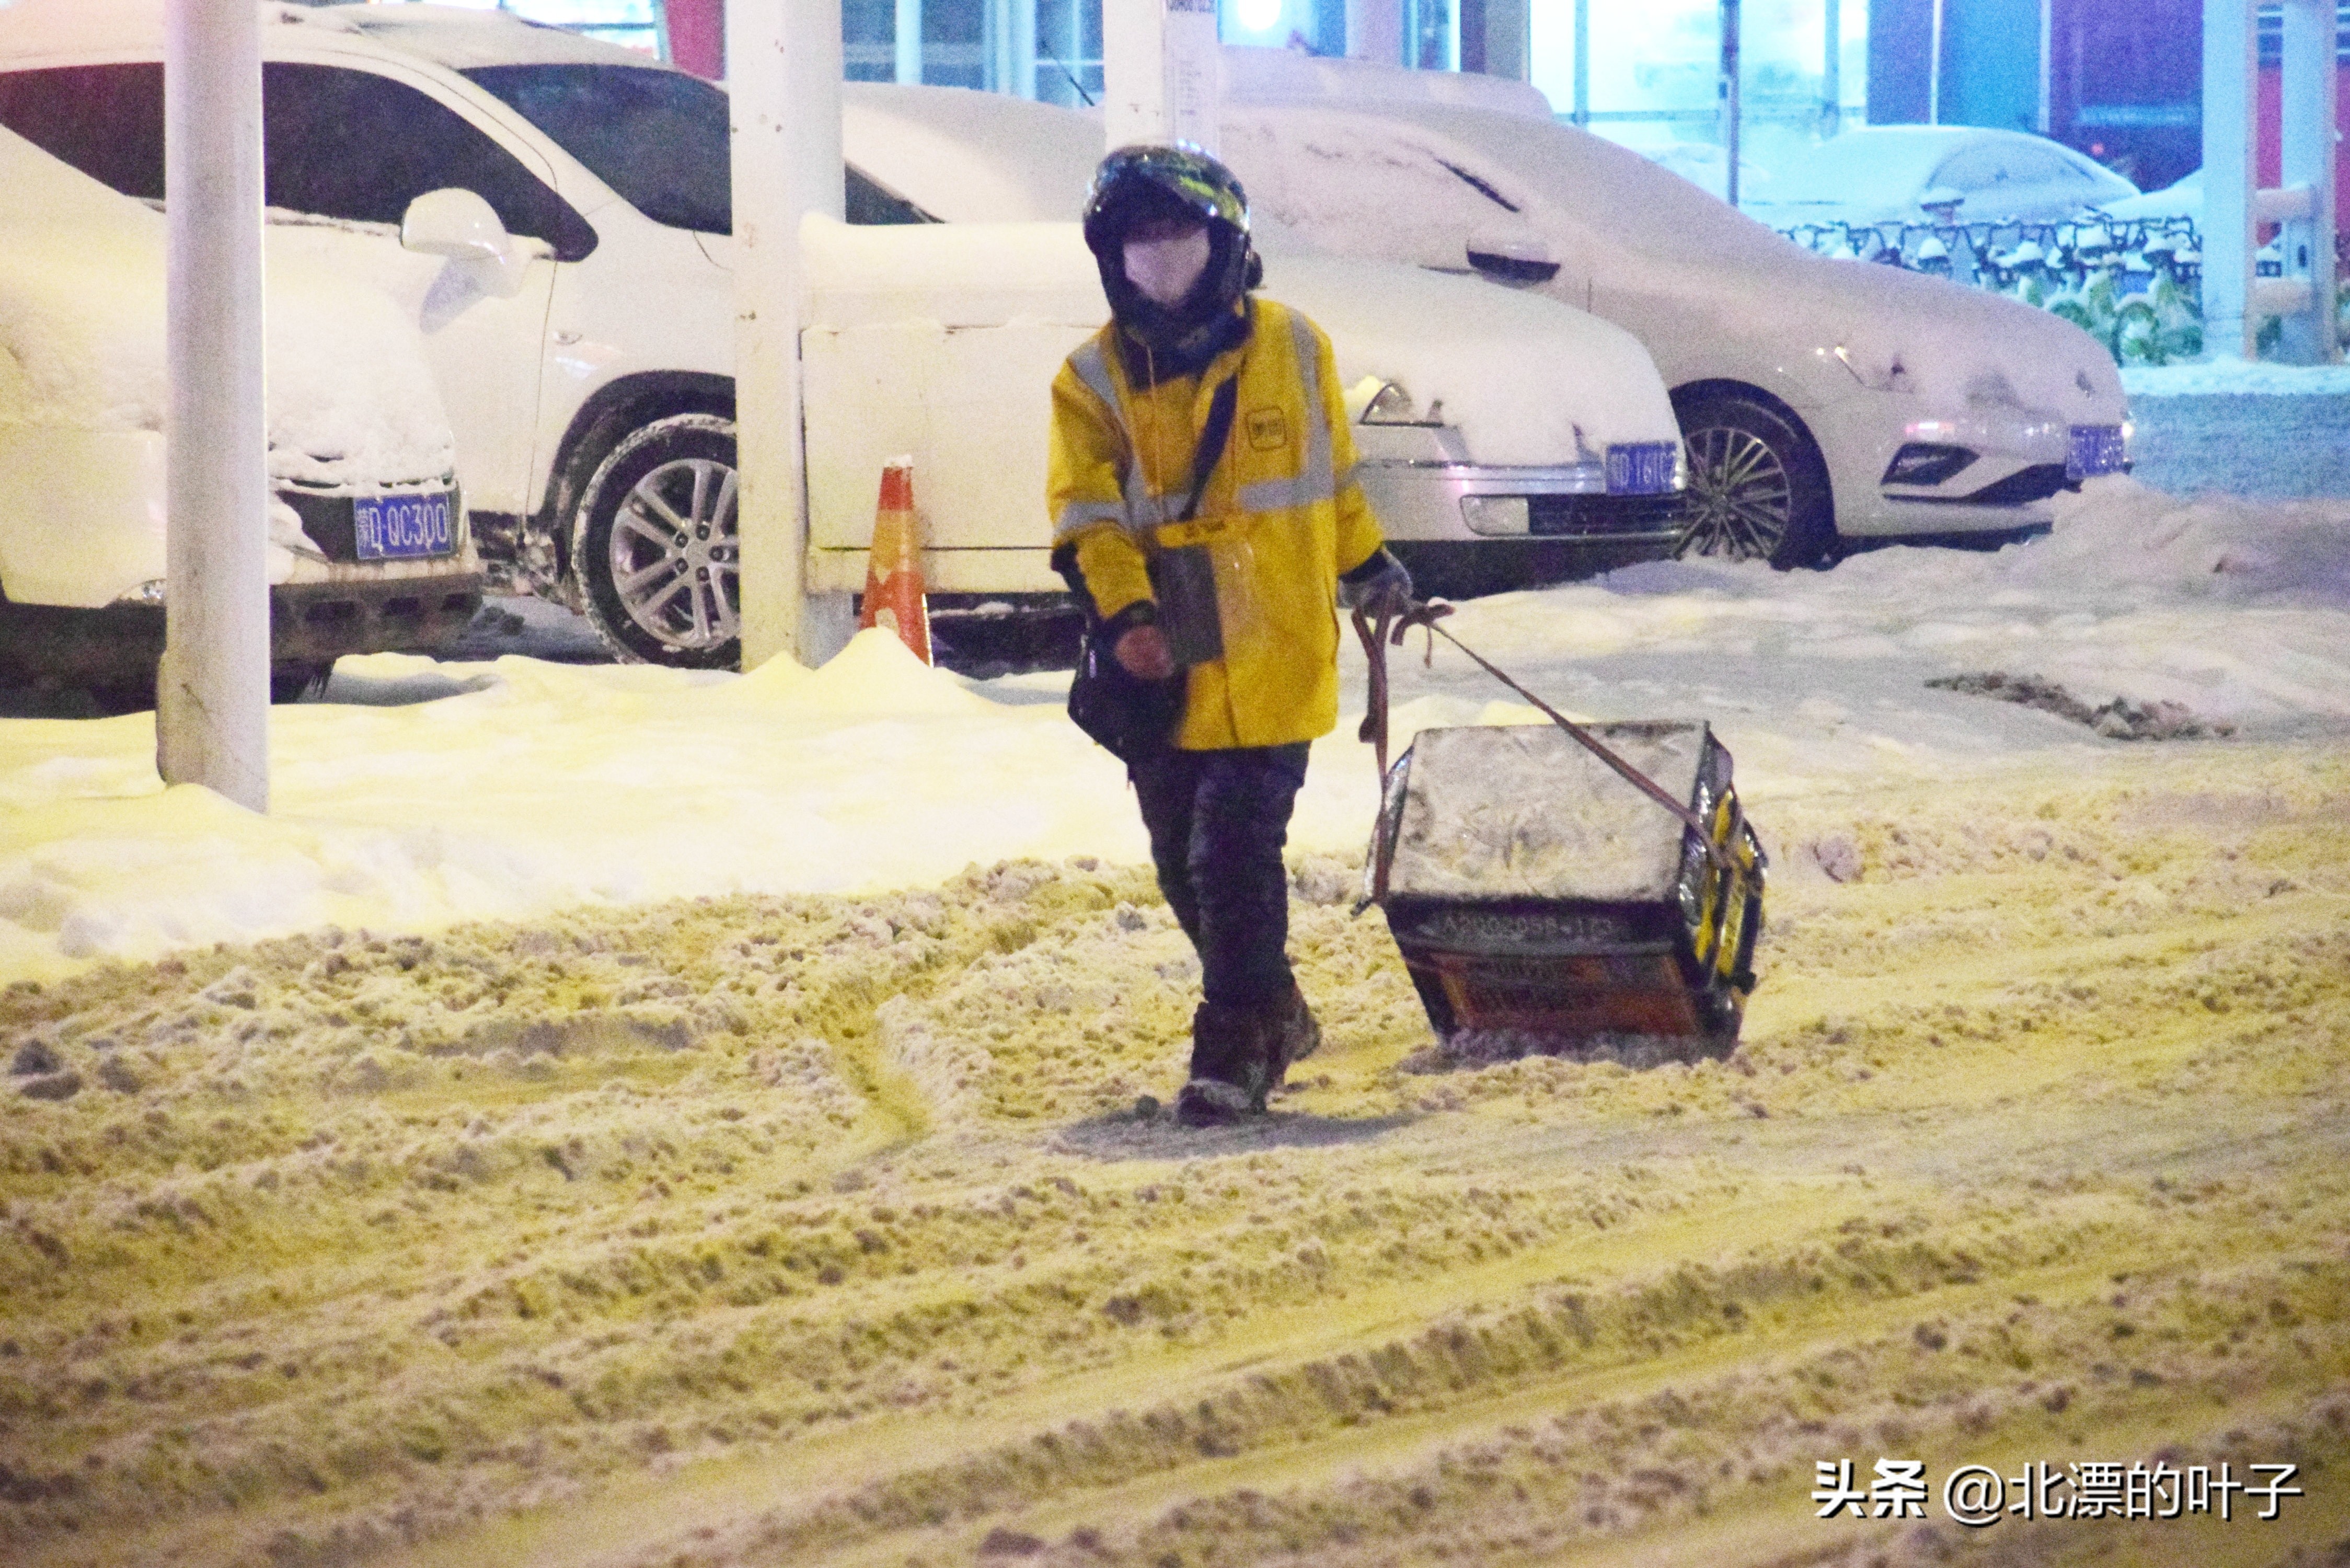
374, 0, 667, 58
1530, 0, 1870, 163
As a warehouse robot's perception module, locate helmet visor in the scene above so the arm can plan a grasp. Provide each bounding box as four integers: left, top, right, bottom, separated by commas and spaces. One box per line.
1086, 145, 1249, 237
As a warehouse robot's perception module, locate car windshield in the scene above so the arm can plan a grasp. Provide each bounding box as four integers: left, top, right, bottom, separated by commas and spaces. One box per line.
463, 63, 730, 233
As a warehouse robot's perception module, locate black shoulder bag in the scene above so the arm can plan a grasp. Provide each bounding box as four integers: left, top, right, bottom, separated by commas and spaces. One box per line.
1062, 375, 1240, 764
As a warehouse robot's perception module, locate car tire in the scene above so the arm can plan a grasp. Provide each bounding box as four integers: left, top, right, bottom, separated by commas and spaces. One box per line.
571, 413, 741, 668
1673, 391, 1839, 569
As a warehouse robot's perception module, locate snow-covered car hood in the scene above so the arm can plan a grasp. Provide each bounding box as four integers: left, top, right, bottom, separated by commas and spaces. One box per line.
795, 216, 1678, 464
0, 128, 456, 490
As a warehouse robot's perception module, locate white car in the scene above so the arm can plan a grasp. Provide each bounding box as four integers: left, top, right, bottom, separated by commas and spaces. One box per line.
0, 124, 480, 705
2095, 169, 2203, 225
0, 2, 1693, 670
1210, 69, 2137, 567
834, 83, 1694, 601
1742, 125, 2141, 228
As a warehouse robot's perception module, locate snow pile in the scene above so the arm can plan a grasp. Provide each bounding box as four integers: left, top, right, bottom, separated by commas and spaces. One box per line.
0, 127, 454, 488
8, 479, 2350, 981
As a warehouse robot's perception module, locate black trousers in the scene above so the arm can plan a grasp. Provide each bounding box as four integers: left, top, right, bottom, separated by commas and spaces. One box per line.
1129, 742, 1310, 1009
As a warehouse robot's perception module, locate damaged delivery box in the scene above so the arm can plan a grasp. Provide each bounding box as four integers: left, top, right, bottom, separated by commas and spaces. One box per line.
1363, 722, 1767, 1056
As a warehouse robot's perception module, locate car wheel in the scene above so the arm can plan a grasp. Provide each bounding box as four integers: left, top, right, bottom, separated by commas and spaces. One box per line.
571, 412, 741, 668
1673, 392, 1838, 569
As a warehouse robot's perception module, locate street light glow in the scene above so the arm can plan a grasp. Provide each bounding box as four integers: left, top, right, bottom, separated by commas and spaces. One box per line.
1234, 0, 1283, 37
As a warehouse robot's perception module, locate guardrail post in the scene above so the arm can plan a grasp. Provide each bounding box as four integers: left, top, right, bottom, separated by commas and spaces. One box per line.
157, 0, 268, 812
2204, 0, 2260, 360
2275, 0, 2342, 363
1719, 0, 1742, 207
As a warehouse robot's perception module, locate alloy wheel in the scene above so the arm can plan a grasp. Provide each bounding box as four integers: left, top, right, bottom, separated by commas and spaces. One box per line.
608, 456, 739, 653
1679, 425, 1794, 562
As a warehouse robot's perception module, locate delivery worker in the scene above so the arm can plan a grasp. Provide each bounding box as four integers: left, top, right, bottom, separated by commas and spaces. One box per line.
1046, 144, 1413, 1126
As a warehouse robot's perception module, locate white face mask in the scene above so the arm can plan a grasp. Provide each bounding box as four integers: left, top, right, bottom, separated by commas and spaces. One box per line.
1123, 226, 1212, 308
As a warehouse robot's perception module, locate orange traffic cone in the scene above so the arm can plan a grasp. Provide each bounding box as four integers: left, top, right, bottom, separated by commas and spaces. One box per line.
858, 456, 932, 665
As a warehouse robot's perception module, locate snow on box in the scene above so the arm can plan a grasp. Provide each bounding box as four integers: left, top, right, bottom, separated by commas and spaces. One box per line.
0, 128, 455, 488
1384, 723, 1711, 904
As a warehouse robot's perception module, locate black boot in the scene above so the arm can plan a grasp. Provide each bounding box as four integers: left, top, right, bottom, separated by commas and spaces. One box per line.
1175, 999, 1275, 1125
1269, 981, 1320, 1088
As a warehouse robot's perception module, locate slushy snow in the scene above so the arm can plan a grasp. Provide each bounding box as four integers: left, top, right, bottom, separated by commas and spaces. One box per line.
4, 474, 2347, 984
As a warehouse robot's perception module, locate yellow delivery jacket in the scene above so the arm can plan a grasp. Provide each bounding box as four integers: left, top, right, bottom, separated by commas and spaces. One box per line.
1048, 297, 1384, 752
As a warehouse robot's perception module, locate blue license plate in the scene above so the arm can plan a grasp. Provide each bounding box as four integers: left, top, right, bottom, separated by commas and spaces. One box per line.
2067, 425, 2127, 480
1606, 442, 1679, 495
353, 491, 457, 561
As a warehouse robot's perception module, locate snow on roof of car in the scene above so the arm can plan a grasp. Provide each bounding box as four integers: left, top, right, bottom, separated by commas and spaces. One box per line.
0, 123, 453, 486
298, 4, 663, 71
1219, 43, 1554, 120
842, 83, 1099, 225
1226, 97, 1787, 264
0, 0, 658, 72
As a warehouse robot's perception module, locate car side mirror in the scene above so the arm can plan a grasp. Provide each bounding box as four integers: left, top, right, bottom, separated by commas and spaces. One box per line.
401, 188, 539, 297
1465, 228, 1561, 286
401, 187, 509, 261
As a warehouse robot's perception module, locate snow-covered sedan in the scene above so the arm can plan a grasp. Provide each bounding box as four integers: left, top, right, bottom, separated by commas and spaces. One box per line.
0, 2, 1690, 668
833, 83, 1693, 602
1213, 63, 2137, 567
0, 125, 480, 706
1740, 125, 2141, 229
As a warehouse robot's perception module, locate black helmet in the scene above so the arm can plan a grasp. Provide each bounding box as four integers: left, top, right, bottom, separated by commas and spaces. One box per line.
1082, 143, 1262, 360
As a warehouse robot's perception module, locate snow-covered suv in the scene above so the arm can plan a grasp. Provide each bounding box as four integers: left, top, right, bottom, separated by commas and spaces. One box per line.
0, 125, 480, 704
0, 1, 1692, 669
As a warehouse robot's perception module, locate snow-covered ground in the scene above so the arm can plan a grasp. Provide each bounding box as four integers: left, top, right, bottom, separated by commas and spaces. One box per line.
3, 474, 2347, 984
5, 474, 2348, 1568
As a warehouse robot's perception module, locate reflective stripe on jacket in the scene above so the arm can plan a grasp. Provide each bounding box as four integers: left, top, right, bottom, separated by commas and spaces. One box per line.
1047, 297, 1384, 751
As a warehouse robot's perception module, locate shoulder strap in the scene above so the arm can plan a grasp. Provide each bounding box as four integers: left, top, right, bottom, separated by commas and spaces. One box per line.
1177, 374, 1241, 524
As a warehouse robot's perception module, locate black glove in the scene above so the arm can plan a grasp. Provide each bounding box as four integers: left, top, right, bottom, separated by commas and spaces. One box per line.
1338, 548, 1415, 620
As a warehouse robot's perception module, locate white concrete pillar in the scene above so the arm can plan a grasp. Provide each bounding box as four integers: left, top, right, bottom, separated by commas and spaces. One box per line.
2276, 0, 2341, 364
2203, 0, 2261, 360
1103, 0, 1220, 152
1011, 0, 1039, 99
729, 0, 844, 670
1346, 0, 1402, 66
895, 0, 922, 84
157, 0, 268, 811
